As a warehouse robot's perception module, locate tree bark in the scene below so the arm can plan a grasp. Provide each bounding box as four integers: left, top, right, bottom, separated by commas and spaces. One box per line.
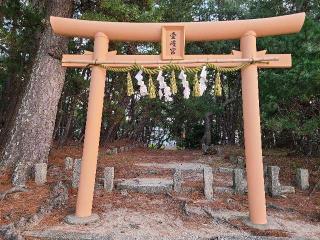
202, 112, 213, 146
58, 97, 77, 146
0, 0, 73, 186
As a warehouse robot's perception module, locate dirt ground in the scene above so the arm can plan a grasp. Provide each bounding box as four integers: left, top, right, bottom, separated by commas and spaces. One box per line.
1, 141, 320, 239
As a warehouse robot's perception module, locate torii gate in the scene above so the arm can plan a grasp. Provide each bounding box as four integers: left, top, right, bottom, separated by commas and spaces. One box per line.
50, 13, 305, 226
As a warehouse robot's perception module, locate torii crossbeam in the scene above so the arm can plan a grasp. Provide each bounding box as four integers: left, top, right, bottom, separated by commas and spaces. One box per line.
50, 13, 305, 226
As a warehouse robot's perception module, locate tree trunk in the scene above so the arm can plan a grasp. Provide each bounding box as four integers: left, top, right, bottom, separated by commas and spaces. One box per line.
0, 0, 73, 186
58, 97, 76, 146
202, 112, 213, 146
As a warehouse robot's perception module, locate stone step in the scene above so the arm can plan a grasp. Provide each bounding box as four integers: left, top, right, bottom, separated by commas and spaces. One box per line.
115, 178, 173, 194
135, 162, 210, 172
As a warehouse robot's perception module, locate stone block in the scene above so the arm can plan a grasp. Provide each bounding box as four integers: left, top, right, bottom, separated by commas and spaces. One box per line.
103, 167, 114, 192
119, 146, 125, 153
229, 155, 244, 167
202, 144, 209, 154
72, 159, 81, 188
229, 155, 237, 162
173, 169, 182, 192
35, 163, 47, 185
64, 157, 73, 170
267, 166, 282, 197
216, 146, 223, 156
267, 165, 295, 197
296, 168, 309, 190
236, 156, 245, 167
218, 167, 234, 174
233, 168, 247, 194
281, 185, 295, 194
264, 165, 268, 191
202, 144, 221, 155
203, 167, 214, 200
106, 149, 112, 155
213, 187, 234, 194
111, 148, 118, 154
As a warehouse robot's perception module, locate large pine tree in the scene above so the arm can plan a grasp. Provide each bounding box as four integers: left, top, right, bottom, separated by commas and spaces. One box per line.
0, 0, 74, 186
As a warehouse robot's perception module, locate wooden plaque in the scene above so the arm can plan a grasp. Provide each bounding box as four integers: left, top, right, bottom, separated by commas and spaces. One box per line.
161, 26, 185, 60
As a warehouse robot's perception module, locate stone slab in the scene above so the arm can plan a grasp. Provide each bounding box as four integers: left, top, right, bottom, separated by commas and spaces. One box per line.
116, 178, 173, 194
281, 186, 295, 194
111, 148, 118, 154
103, 167, 114, 192
136, 162, 210, 172
296, 168, 309, 190
35, 163, 47, 185
64, 157, 73, 170
267, 166, 282, 197
72, 159, 81, 188
218, 167, 234, 174
214, 187, 234, 194
203, 167, 214, 200
233, 168, 247, 194
173, 169, 182, 192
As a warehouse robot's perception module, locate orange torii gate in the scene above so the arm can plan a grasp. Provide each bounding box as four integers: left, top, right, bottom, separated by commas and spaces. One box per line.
50, 12, 305, 226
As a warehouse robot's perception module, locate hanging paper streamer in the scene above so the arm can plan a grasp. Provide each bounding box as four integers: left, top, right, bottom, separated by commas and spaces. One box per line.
157, 70, 165, 99
179, 70, 190, 99
163, 84, 173, 102
214, 71, 222, 96
135, 70, 148, 96
170, 70, 178, 95
199, 66, 207, 96
148, 75, 156, 99
127, 72, 134, 96
192, 73, 201, 97
157, 70, 173, 101
158, 88, 163, 99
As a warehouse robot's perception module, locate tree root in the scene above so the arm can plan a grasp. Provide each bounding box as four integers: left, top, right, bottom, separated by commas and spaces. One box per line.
0, 186, 28, 201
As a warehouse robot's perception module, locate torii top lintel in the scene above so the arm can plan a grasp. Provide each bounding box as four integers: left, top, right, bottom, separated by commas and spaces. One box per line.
50, 13, 305, 41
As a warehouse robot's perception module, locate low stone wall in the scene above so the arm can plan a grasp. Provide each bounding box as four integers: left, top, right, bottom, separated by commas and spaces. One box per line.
58, 154, 310, 200
171, 165, 309, 199
105, 142, 146, 156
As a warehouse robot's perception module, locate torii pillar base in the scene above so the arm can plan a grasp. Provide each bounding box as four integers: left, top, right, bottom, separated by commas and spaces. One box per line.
242, 216, 275, 230
65, 214, 100, 225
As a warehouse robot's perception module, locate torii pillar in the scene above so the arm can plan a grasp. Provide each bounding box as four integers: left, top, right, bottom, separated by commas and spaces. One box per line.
241, 31, 267, 224
65, 33, 109, 224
